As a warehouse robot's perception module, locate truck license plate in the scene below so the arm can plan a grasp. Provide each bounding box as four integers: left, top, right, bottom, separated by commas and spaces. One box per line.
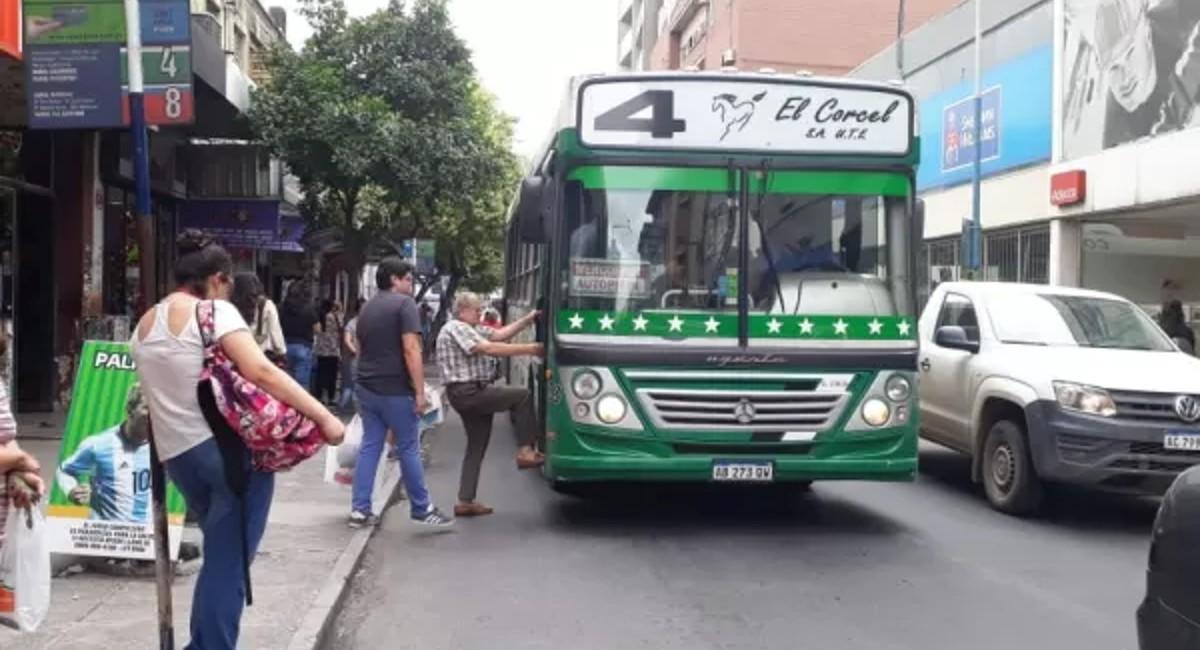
712, 461, 774, 482
1164, 432, 1200, 451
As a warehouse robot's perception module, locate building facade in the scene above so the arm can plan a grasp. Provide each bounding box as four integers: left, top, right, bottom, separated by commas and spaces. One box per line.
854, 0, 1200, 329
618, 0, 663, 71
638, 0, 959, 74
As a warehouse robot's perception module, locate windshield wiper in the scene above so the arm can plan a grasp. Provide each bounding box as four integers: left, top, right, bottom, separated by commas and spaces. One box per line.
751, 159, 786, 313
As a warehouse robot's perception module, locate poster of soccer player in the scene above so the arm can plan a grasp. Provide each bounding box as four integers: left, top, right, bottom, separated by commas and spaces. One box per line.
45, 341, 187, 560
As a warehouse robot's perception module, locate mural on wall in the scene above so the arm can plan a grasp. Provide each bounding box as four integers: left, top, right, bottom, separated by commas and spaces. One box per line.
1061, 0, 1200, 160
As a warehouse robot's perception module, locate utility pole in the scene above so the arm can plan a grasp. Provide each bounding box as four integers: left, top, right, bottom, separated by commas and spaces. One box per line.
123, 0, 174, 647
968, 0, 984, 276
896, 0, 906, 78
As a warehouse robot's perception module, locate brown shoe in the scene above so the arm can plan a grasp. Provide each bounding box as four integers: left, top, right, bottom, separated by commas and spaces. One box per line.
516, 451, 545, 470
454, 502, 494, 517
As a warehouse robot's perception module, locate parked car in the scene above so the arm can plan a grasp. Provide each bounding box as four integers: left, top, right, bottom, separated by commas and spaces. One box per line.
917, 282, 1200, 515
1138, 466, 1200, 649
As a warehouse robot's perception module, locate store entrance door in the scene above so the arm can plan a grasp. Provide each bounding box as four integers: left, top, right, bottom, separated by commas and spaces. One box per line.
16, 191, 55, 412
0, 187, 13, 395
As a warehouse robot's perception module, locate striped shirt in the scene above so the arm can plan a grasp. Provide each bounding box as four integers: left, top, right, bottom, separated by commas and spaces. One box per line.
57, 427, 152, 522
436, 320, 498, 384
0, 381, 16, 546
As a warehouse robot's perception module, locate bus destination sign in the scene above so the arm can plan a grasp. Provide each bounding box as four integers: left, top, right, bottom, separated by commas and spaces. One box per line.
578, 77, 913, 156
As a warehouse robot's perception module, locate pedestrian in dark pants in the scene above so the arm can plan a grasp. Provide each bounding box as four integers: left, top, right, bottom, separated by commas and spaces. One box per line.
314, 299, 342, 404
280, 282, 318, 391
436, 291, 543, 518
350, 257, 453, 529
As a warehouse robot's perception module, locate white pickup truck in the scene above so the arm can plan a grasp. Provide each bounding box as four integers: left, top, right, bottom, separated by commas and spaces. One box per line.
917, 282, 1200, 515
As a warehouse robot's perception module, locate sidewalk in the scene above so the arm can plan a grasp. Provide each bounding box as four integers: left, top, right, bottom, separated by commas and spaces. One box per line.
2, 434, 403, 649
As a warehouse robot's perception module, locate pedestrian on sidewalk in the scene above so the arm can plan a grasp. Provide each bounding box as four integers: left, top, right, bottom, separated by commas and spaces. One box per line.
436, 292, 543, 518
131, 231, 345, 650
0, 331, 46, 548
339, 298, 365, 412
351, 257, 453, 528
231, 273, 287, 368
314, 299, 343, 405
280, 281, 318, 391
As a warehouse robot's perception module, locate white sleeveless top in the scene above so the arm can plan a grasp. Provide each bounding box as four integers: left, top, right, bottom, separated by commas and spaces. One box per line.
130, 298, 248, 461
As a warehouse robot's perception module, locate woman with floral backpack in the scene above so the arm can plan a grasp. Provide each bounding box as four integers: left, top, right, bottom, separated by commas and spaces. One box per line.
131, 231, 344, 650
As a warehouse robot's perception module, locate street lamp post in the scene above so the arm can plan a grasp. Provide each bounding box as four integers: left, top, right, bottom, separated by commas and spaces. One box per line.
968, 0, 984, 276
123, 0, 174, 647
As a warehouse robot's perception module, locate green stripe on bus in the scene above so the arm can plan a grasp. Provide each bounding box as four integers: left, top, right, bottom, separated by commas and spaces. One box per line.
557, 310, 916, 340
568, 166, 909, 196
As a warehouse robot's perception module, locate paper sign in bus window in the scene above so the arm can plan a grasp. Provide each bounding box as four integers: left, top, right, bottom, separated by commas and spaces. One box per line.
570, 259, 652, 299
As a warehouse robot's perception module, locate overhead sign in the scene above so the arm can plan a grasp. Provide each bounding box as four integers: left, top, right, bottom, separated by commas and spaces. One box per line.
46, 341, 186, 561
23, 0, 194, 129
178, 199, 301, 251
941, 86, 1001, 172
1050, 170, 1086, 207
578, 77, 913, 156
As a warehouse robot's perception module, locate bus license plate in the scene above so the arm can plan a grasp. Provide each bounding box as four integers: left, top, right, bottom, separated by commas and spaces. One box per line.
712, 461, 774, 482
1164, 432, 1200, 451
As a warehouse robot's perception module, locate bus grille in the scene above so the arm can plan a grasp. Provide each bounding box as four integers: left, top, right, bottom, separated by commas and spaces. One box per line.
634, 388, 848, 432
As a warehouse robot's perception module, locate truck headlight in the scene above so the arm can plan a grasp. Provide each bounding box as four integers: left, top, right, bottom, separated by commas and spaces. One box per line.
571, 369, 603, 400
861, 398, 891, 427
596, 394, 628, 424
885, 374, 912, 402
1053, 382, 1117, 417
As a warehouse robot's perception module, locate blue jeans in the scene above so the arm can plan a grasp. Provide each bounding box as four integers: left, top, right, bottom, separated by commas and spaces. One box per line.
354, 386, 430, 518
339, 359, 357, 410
286, 343, 312, 390
165, 438, 274, 650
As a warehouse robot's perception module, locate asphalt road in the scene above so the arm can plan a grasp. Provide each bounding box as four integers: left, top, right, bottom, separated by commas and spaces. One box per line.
326, 413, 1158, 650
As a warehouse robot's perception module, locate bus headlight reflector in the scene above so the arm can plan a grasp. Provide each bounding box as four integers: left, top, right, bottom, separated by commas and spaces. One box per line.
862, 398, 891, 427
571, 369, 603, 400
885, 375, 912, 402
596, 395, 628, 424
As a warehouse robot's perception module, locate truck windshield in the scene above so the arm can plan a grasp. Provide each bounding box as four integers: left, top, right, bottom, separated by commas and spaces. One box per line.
989, 293, 1175, 351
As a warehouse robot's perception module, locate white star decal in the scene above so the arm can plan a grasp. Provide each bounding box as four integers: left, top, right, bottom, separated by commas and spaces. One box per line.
767, 318, 783, 334
598, 314, 615, 331
568, 313, 584, 330
897, 320, 912, 337
799, 319, 815, 335
868, 319, 883, 336
668, 315, 684, 332
704, 317, 720, 333
833, 319, 849, 336
632, 314, 649, 332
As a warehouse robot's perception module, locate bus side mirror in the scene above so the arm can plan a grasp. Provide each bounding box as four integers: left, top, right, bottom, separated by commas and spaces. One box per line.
518, 176, 548, 243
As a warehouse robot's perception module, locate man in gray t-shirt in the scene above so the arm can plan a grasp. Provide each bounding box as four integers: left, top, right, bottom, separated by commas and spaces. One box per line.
349, 258, 452, 529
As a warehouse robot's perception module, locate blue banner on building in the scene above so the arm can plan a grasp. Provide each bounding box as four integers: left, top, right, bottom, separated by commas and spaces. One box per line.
917, 45, 1052, 191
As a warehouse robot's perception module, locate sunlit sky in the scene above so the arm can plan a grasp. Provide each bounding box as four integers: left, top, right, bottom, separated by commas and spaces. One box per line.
271, 0, 621, 158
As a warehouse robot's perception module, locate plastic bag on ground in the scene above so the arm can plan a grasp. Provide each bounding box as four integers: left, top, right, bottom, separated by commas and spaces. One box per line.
0, 505, 51, 631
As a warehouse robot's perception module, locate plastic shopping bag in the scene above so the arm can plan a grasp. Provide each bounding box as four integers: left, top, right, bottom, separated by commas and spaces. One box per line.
336, 415, 364, 469
0, 505, 51, 631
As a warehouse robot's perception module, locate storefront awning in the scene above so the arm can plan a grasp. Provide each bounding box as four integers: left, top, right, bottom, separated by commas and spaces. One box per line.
178, 199, 305, 253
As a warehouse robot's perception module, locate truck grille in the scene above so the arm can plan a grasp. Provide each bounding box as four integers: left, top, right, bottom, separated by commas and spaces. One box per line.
1129, 442, 1200, 459
1110, 391, 1182, 422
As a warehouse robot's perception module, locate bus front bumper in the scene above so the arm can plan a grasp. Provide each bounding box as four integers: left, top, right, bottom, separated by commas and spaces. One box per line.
545, 429, 917, 484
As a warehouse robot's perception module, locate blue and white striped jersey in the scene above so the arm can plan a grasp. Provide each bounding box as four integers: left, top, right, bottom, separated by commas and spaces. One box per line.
58, 427, 152, 522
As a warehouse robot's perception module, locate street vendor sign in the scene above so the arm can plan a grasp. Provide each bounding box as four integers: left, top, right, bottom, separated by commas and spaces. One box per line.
46, 341, 185, 560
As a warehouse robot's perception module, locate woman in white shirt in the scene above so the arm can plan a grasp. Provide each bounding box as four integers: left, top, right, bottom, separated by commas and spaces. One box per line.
131, 232, 344, 649
231, 273, 287, 364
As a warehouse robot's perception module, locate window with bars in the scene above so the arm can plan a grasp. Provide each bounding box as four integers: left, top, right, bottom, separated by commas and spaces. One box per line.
918, 225, 1049, 310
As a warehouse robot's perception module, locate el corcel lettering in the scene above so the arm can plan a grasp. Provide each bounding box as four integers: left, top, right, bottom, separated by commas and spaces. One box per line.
815, 98, 900, 124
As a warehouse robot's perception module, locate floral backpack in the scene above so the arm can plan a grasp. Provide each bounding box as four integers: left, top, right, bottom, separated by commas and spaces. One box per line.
195, 300, 325, 473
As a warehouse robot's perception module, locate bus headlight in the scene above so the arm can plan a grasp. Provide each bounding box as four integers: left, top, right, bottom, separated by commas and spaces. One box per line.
885, 375, 912, 402
861, 398, 891, 427
595, 394, 628, 424
571, 369, 603, 400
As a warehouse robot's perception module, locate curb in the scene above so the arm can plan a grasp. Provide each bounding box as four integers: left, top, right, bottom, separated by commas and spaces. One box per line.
285, 468, 401, 650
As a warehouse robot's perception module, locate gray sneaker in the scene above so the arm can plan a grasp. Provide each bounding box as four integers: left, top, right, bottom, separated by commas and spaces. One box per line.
412, 507, 454, 528
348, 511, 380, 529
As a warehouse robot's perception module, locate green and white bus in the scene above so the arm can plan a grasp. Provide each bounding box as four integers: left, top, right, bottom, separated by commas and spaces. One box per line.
503, 72, 923, 490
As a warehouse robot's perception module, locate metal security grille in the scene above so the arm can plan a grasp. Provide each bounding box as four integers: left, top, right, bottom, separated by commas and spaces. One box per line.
919, 225, 1049, 309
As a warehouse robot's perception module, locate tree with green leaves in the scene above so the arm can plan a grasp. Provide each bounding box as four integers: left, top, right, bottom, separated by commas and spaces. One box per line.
250, 0, 519, 303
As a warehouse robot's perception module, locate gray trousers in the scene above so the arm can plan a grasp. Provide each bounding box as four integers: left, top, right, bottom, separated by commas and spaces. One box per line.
445, 382, 539, 502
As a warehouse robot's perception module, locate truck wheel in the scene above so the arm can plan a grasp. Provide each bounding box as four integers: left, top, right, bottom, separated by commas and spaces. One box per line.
981, 419, 1043, 515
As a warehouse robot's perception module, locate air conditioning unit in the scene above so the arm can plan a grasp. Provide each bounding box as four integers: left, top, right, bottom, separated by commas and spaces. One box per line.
720, 48, 736, 66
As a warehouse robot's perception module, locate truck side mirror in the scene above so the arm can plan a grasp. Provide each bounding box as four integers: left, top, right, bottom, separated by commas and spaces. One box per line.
934, 325, 980, 353
518, 176, 548, 243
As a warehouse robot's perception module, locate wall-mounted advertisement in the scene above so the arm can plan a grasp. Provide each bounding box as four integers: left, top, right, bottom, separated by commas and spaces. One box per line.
917, 45, 1052, 191
1060, 0, 1200, 161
